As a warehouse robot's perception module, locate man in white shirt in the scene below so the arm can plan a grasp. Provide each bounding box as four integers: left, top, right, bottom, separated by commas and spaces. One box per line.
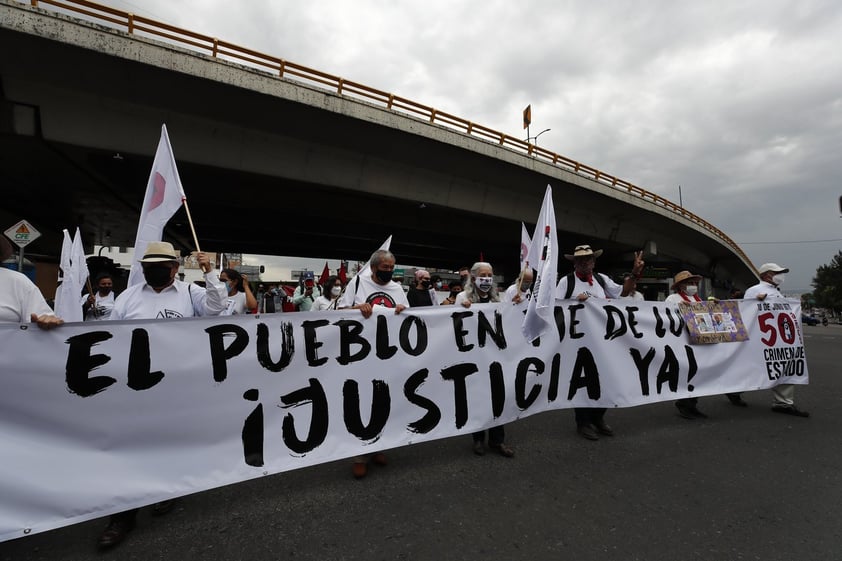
744, 262, 809, 418
81, 272, 116, 321
340, 249, 409, 478
0, 236, 62, 328
98, 241, 226, 550
556, 244, 644, 441
110, 242, 227, 321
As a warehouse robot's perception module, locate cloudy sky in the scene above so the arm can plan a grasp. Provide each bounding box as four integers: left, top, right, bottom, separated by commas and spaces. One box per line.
93, 0, 842, 291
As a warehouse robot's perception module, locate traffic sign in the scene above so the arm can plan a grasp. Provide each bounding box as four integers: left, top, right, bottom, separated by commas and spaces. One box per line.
4, 220, 41, 248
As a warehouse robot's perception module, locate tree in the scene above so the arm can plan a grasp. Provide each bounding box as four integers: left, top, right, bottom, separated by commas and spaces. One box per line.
812, 251, 842, 313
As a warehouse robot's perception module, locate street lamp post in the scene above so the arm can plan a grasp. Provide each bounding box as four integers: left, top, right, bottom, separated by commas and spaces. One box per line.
525, 128, 551, 146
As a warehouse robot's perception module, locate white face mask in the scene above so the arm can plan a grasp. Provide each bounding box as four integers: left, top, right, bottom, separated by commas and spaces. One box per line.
772, 273, 785, 286
331, 286, 342, 297
684, 285, 698, 296
475, 276, 494, 292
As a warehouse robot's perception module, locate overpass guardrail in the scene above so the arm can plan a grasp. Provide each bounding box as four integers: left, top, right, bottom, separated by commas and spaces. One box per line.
22, 0, 754, 271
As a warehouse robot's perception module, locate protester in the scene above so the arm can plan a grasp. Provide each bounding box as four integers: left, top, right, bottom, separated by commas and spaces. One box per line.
664, 270, 709, 419
407, 269, 436, 307
293, 271, 322, 311
456, 261, 515, 458
312, 275, 343, 311
745, 263, 809, 418
502, 268, 533, 304
81, 272, 116, 321
260, 284, 279, 313
340, 249, 409, 478
556, 244, 644, 441
99, 241, 226, 549
220, 268, 257, 315
440, 278, 463, 305
458, 266, 471, 288
0, 236, 62, 328
618, 272, 645, 301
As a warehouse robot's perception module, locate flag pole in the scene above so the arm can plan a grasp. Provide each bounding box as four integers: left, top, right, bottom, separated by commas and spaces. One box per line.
181, 197, 209, 272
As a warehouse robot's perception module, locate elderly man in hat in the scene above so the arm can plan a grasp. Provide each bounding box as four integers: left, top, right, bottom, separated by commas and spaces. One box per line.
556, 244, 645, 441
744, 262, 809, 418
98, 241, 226, 549
0, 236, 62, 328
665, 270, 709, 419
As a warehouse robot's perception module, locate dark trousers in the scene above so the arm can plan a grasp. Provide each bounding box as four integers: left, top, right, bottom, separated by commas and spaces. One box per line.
676, 397, 698, 408
575, 407, 607, 427
473, 425, 505, 447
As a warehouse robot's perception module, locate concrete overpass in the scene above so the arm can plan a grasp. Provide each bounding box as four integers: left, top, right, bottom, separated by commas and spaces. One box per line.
0, 0, 757, 292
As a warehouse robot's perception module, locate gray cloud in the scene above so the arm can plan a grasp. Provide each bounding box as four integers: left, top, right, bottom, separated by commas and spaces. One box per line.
104, 0, 842, 290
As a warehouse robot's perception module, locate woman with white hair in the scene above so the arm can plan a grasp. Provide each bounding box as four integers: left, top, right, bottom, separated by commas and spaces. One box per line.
455, 262, 514, 458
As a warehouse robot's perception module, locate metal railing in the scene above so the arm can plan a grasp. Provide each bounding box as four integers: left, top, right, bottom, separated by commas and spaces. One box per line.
24, 0, 753, 269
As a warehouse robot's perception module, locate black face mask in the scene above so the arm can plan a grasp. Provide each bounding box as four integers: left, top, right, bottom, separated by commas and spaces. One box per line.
98, 287, 112, 296
450, 290, 461, 298
143, 265, 173, 288
420, 280, 431, 289
375, 269, 393, 284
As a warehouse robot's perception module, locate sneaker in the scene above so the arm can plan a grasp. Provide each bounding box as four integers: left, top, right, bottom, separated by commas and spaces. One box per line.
772, 404, 810, 418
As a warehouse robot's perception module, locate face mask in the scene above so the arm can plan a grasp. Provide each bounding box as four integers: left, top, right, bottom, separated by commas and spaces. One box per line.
375, 269, 393, 284
772, 274, 785, 286
475, 276, 493, 292
684, 285, 698, 296
420, 280, 431, 289
435, 281, 443, 289
520, 282, 532, 291
143, 266, 172, 288
98, 287, 112, 296
224, 281, 233, 293
331, 286, 342, 297
450, 290, 461, 297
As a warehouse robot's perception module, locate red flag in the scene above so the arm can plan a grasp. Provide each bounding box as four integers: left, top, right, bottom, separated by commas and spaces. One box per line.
479, 251, 485, 262
318, 261, 330, 286
338, 260, 348, 284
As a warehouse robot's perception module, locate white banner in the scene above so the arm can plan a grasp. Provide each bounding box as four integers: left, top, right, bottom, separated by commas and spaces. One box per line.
0, 298, 808, 541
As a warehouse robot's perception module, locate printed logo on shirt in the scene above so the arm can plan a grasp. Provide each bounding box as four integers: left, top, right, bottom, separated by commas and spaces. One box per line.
366, 291, 397, 308
156, 309, 184, 319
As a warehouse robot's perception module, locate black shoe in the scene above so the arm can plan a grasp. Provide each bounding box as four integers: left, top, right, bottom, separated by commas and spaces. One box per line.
97, 519, 135, 550
151, 500, 175, 516
727, 394, 748, 407
772, 404, 810, 418
472, 440, 486, 456
676, 403, 696, 419
593, 420, 614, 436
690, 407, 708, 419
576, 424, 599, 441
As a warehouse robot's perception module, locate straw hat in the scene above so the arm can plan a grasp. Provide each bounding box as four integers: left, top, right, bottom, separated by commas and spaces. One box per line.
671, 270, 702, 290
564, 244, 603, 261
138, 241, 179, 263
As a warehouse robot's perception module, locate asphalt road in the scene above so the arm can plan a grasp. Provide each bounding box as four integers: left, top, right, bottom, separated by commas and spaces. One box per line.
2, 325, 840, 561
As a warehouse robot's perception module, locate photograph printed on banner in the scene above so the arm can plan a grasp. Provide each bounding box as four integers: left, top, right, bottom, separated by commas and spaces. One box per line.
679, 300, 749, 344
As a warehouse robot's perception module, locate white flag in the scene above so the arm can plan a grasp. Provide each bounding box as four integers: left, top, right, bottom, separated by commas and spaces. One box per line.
520, 222, 532, 271
53, 228, 89, 322
128, 125, 187, 287
71, 227, 89, 292
522, 186, 558, 342
338, 235, 392, 308
53, 229, 79, 321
